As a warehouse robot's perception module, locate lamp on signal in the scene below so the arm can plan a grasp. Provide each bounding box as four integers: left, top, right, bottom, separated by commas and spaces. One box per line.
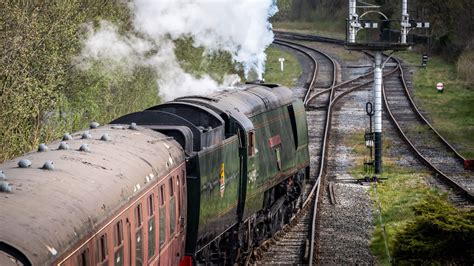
365, 132, 374, 148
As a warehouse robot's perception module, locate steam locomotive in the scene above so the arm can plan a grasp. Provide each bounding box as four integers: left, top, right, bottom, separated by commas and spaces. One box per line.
0, 83, 309, 265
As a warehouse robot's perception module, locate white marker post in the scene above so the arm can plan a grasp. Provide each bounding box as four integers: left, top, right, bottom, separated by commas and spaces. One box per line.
278, 58, 285, 71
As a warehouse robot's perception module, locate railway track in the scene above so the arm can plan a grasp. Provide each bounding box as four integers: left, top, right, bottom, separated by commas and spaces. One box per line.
251, 38, 381, 265
260, 31, 473, 265
254, 31, 473, 265
300, 35, 474, 205
382, 56, 474, 205
248, 39, 337, 265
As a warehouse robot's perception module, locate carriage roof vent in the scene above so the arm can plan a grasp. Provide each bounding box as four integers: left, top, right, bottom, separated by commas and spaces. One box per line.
38, 143, 48, 152
100, 134, 111, 141
18, 159, 32, 168
79, 144, 90, 152
42, 161, 54, 170
82, 131, 92, 139
0, 170, 6, 180
0, 181, 12, 193
62, 133, 72, 141
90, 122, 100, 129
58, 142, 69, 150
129, 122, 138, 130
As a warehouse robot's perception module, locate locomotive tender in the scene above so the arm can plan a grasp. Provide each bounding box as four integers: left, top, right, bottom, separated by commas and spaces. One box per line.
0, 83, 309, 265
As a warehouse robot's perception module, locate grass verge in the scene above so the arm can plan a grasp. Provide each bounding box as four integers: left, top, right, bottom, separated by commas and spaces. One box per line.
273, 21, 346, 40
396, 51, 474, 158
264, 46, 302, 87
347, 130, 473, 265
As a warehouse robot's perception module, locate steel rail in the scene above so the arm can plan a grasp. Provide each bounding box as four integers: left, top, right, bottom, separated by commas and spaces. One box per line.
274, 31, 473, 266
276, 29, 467, 163
392, 57, 466, 163
272, 39, 319, 106
274, 30, 345, 45
270, 36, 382, 265
381, 58, 474, 201
306, 64, 387, 265
274, 38, 338, 103
254, 37, 337, 265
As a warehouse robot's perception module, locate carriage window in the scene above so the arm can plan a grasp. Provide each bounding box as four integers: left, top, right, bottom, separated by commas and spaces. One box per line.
135, 204, 142, 227
170, 196, 176, 235
182, 170, 187, 218
98, 234, 108, 263
77, 248, 89, 266
160, 185, 165, 206
148, 194, 155, 216
287, 104, 299, 148
169, 178, 174, 197
136, 228, 143, 266
159, 206, 166, 246
114, 247, 123, 266
159, 184, 166, 247
248, 131, 256, 156
114, 220, 123, 246
148, 215, 156, 259
177, 175, 181, 217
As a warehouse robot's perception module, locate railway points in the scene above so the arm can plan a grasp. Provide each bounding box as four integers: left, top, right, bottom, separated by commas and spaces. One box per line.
265, 29, 473, 264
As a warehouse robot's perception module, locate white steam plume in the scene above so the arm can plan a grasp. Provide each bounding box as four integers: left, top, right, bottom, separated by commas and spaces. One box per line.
132, 0, 278, 78
76, 0, 278, 100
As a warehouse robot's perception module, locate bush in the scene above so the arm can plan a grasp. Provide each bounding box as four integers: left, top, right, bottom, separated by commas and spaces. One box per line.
457, 49, 474, 86
0, 1, 134, 161
392, 193, 474, 264
0, 2, 239, 162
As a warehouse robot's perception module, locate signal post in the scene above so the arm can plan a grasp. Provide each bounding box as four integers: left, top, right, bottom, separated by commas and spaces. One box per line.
345, 0, 428, 176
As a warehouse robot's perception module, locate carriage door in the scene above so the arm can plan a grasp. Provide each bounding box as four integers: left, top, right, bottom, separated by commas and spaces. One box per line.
126, 219, 132, 266
168, 178, 177, 263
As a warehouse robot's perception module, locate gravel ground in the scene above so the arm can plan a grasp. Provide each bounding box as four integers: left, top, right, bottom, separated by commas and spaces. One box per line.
275, 39, 430, 264
316, 88, 424, 264
316, 85, 377, 265
307, 43, 425, 264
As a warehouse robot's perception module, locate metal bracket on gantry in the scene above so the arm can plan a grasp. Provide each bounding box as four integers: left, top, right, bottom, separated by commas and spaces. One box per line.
344, 0, 431, 175
347, 0, 381, 43
400, 0, 430, 44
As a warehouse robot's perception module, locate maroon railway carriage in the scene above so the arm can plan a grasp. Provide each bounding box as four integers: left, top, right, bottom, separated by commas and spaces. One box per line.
0, 125, 187, 265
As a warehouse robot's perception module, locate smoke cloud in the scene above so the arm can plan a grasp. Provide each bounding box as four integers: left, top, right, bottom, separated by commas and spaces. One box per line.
76, 0, 278, 100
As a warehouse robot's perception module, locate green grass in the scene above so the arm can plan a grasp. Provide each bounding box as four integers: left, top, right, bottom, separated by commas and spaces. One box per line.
264, 46, 302, 87
345, 132, 427, 263
346, 130, 398, 177
369, 168, 433, 265
273, 21, 346, 40
345, 130, 473, 265
397, 51, 474, 158
175, 38, 240, 83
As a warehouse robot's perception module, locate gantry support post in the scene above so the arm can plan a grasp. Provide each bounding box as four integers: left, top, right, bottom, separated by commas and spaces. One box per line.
400, 0, 410, 44
373, 52, 383, 174
348, 0, 360, 43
